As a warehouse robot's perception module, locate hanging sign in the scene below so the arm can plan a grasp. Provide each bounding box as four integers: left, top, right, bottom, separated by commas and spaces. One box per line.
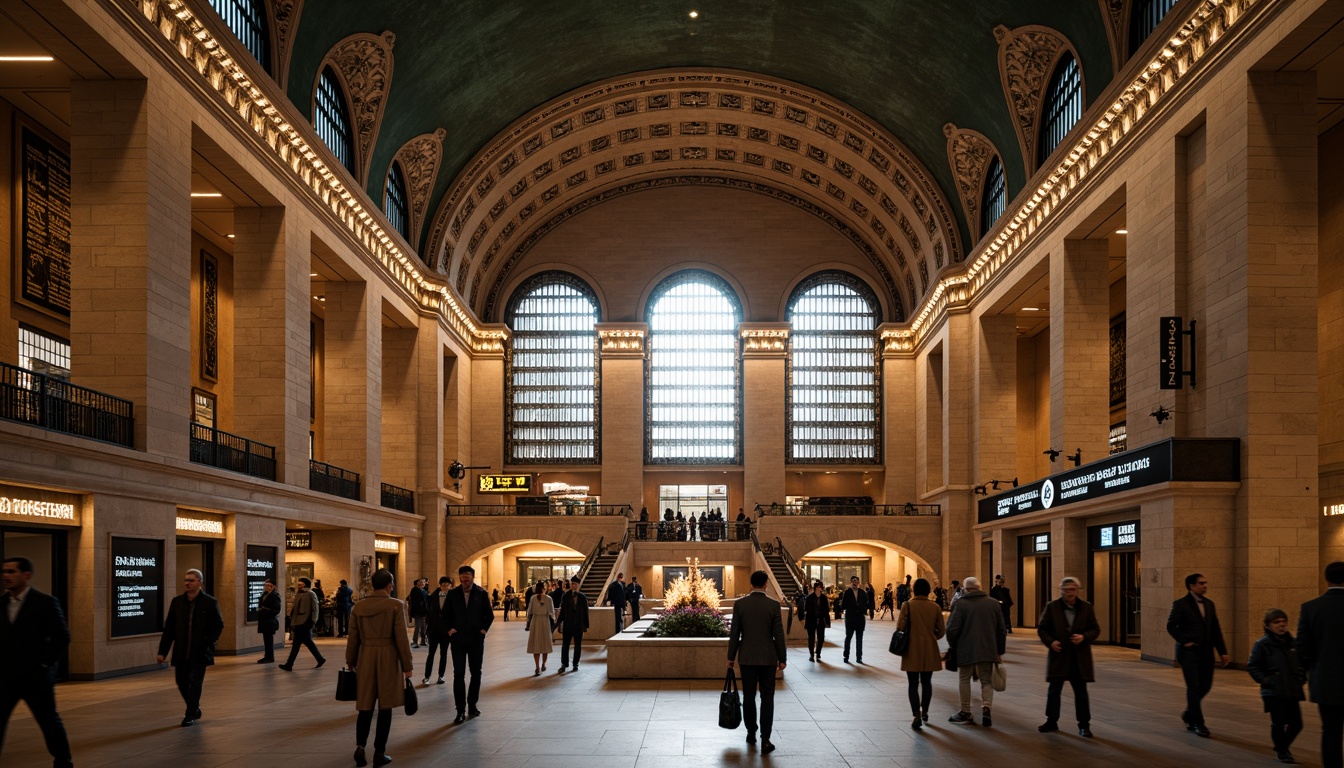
478, 475, 532, 493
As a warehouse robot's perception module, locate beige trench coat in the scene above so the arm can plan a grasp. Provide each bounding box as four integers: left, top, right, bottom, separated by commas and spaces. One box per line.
345, 595, 414, 710
897, 596, 946, 673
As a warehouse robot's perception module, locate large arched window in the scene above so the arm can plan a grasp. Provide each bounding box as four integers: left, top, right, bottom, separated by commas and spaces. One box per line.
208, 0, 270, 73
980, 155, 1007, 237
384, 161, 410, 239
505, 273, 600, 464
1037, 54, 1082, 169
1129, 0, 1180, 56
315, 66, 355, 174
786, 272, 880, 463
646, 271, 742, 464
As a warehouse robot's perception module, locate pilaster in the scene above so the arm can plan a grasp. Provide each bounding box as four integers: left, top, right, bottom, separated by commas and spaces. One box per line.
1050, 239, 1110, 468
741, 323, 788, 510
324, 280, 382, 503
597, 323, 647, 509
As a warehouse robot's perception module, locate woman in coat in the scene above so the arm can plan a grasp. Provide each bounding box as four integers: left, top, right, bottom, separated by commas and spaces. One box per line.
346, 568, 413, 768
803, 581, 832, 662
256, 578, 281, 663
897, 578, 945, 729
1247, 608, 1306, 763
526, 586, 556, 674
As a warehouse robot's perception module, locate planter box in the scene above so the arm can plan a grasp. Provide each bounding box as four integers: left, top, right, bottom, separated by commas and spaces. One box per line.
606, 615, 786, 679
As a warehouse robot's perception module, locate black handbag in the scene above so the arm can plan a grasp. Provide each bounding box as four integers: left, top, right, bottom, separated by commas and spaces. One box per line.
335, 667, 358, 701
889, 628, 908, 656
403, 679, 418, 716
944, 644, 958, 672
718, 668, 742, 729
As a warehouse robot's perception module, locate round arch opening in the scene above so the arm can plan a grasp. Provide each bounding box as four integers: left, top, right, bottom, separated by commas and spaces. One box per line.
798, 539, 939, 596
460, 539, 587, 595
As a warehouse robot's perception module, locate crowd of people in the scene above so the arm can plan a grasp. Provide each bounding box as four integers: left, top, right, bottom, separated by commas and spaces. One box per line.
634, 506, 755, 541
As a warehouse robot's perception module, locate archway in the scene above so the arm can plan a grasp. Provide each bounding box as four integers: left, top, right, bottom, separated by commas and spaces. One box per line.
798, 539, 940, 599
458, 538, 587, 599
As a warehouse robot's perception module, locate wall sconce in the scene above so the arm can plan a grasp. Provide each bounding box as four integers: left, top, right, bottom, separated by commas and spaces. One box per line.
973, 484, 988, 495
1066, 449, 1082, 467
1151, 405, 1173, 424
1043, 448, 1061, 463
989, 478, 1018, 490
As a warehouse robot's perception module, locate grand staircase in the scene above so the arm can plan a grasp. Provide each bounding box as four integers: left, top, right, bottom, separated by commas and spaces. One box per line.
580, 550, 620, 606
763, 541, 807, 597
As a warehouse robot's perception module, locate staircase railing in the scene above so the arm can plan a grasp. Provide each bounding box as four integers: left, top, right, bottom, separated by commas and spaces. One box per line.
775, 537, 808, 593
575, 537, 604, 584
748, 526, 762, 552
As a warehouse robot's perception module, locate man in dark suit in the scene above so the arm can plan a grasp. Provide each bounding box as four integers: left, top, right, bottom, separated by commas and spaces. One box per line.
627, 577, 643, 621
1166, 572, 1229, 737
728, 570, 786, 754
443, 565, 493, 724
803, 581, 831, 662
157, 568, 224, 727
423, 576, 452, 685
557, 575, 589, 672
0, 556, 73, 768
602, 572, 629, 632
255, 578, 281, 663
1298, 561, 1344, 768
841, 575, 869, 663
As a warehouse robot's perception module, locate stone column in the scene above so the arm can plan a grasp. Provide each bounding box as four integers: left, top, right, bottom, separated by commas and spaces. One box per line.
1049, 239, 1110, 468
880, 327, 916, 505
1049, 516, 1088, 591
468, 333, 506, 504
380, 324, 417, 490
973, 315, 1017, 484
415, 322, 448, 579
940, 313, 976, 585
323, 280, 382, 503
741, 323, 788, 511
597, 323, 646, 509
232, 207, 311, 485
69, 78, 192, 456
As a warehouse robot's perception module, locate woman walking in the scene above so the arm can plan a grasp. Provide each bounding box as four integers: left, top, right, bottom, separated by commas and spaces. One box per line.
526, 583, 556, 674
897, 578, 946, 730
879, 584, 895, 621
346, 569, 413, 767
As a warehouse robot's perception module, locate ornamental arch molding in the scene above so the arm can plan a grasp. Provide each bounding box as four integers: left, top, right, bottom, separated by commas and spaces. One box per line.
268, 0, 304, 89
942, 123, 1001, 244
426, 69, 963, 322
994, 24, 1083, 173
388, 128, 447, 247
318, 30, 396, 185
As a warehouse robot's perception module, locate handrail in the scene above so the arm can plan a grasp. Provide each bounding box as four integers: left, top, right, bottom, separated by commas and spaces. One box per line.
0, 361, 134, 447
309, 459, 361, 501
748, 526, 761, 552
759, 502, 942, 516
446, 503, 633, 516
776, 537, 808, 593
620, 525, 631, 551
189, 421, 276, 480
575, 537, 603, 585
380, 482, 415, 513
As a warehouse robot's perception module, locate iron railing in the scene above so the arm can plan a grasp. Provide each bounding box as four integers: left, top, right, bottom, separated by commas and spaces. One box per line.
380, 483, 414, 513
310, 459, 360, 501
189, 422, 276, 480
0, 362, 134, 447
575, 537, 604, 585
775, 538, 809, 593
445, 503, 633, 517
633, 517, 755, 542
757, 502, 941, 516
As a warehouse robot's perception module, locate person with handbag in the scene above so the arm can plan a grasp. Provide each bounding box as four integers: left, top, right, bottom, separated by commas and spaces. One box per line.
255, 578, 281, 663
945, 576, 1006, 727
345, 568, 413, 768
525, 580, 555, 675
897, 578, 945, 730
727, 570, 786, 754
1037, 576, 1101, 738
803, 581, 830, 662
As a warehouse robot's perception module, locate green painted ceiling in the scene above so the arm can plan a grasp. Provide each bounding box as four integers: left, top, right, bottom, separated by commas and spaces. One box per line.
285, 1, 1113, 258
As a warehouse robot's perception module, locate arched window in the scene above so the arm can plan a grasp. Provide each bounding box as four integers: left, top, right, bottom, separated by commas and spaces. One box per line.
208, 0, 270, 73
1129, 0, 1180, 56
980, 155, 1007, 237
1037, 54, 1082, 169
384, 161, 409, 239
315, 66, 355, 174
786, 272, 880, 463
646, 271, 742, 464
504, 273, 600, 463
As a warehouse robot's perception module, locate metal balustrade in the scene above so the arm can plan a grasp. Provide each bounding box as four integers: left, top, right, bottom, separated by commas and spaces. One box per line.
0, 362, 134, 447
189, 422, 276, 480
380, 483, 414, 513
445, 503, 632, 517
310, 459, 360, 500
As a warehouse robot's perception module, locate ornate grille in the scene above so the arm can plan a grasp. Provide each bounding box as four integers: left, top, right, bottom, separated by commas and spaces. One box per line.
1037, 54, 1082, 169
315, 67, 355, 173
1130, 0, 1181, 55
645, 271, 741, 464
384, 161, 409, 239
505, 273, 599, 463
980, 155, 1007, 237
786, 272, 880, 463
207, 0, 270, 72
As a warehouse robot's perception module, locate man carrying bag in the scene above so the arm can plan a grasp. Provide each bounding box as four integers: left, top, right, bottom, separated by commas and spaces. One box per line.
727, 570, 786, 754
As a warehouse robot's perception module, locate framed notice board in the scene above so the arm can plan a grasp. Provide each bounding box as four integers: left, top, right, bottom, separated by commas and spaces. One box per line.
109, 536, 165, 639
13, 117, 71, 319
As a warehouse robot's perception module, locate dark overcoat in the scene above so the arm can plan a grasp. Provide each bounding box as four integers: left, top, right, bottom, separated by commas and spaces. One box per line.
1037, 597, 1101, 681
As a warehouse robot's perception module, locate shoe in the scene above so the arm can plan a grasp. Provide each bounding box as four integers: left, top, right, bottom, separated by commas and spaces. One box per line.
558, 667, 566, 674
278, 664, 293, 671
256, 657, 274, 664
1038, 721, 1059, 733
468, 708, 482, 717
843, 657, 850, 663
316, 657, 327, 669
982, 707, 992, 727
948, 711, 974, 725
1181, 711, 1195, 731
437, 677, 445, 685
195, 708, 202, 720
761, 738, 776, 754
746, 730, 756, 744
911, 717, 922, 731
411, 644, 419, 649
534, 668, 541, 676
453, 712, 466, 725
354, 746, 368, 767
572, 664, 578, 670
922, 710, 929, 723
422, 677, 429, 685
1193, 725, 1211, 738
1079, 725, 1093, 738
857, 658, 863, 664
372, 754, 392, 767
808, 654, 814, 662
1277, 751, 1297, 763
180, 716, 196, 727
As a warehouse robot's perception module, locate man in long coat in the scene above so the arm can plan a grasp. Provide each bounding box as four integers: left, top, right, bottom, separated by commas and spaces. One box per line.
1037, 576, 1101, 737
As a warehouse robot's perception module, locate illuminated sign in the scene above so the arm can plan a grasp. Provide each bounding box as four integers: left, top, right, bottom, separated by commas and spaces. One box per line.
1034, 534, 1051, 553
245, 545, 278, 624
1092, 520, 1140, 550
175, 514, 224, 537
110, 537, 164, 638
478, 475, 532, 493
542, 482, 589, 496
374, 537, 400, 552
285, 531, 312, 550
1324, 504, 1344, 517
0, 494, 77, 524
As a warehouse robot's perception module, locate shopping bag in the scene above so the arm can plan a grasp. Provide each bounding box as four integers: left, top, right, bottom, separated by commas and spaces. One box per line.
992, 662, 1007, 692
718, 668, 742, 729
335, 667, 358, 701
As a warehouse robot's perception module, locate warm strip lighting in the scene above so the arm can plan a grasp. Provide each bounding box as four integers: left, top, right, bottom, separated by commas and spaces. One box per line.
190, 192, 222, 198
225, 234, 235, 238
0, 55, 54, 62
1115, 228, 1128, 234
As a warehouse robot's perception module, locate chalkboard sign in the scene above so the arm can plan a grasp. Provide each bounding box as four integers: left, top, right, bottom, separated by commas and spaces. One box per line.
110, 537, 164, 638
16, 124, 71, 317
245, 544, 278, 624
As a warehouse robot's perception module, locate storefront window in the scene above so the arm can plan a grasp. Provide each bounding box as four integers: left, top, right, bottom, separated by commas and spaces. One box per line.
657, 484, 729, 517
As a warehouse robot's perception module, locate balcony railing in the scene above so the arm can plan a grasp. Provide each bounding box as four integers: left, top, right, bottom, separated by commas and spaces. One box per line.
756, 502, 942, 516
0, 361, 134, 447
446, 503, 633, 517
189, 422, 276, 480
380, 483, 415, 513
633, 518, 755, 542
310, 460, 361, 501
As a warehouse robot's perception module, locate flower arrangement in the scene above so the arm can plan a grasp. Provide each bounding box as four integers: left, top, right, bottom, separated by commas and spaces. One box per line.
647, 557, 730, 637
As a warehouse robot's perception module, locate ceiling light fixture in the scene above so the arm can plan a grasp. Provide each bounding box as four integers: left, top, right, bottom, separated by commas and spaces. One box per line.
190, 192, 222, 198
1115, 228, 1128, 234
0, 55, 54, 62
225, 234, 235, 238
689, 10, 699, 18
1021, 307, 1042, 311
310, 273, 319, 277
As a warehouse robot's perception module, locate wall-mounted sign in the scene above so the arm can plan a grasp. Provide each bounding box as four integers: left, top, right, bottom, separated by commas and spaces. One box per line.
978, 438, 1238, 525
0, 489, 78, 526
542, 482, 588, 496
1324, 503, 1344, 518
175, 513, 225, 538
285, 531, 312, 550
15, 124, 72, 318
478, 475, 532, 493
1091, 520, 1141, 550
1033, 534, 1051, 553
245, 544, 278, 624
374, 537, 400, 552
110, 537, 164, 638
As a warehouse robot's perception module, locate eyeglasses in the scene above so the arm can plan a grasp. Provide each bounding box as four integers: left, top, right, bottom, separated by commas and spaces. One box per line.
1196, 581, 1208, 585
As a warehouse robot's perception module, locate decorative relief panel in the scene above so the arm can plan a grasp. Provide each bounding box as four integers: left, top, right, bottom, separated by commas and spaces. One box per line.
390, 128, 445, 245
994, 24, 1074, 172
943, 122, 998, 237
324, 30, 395, 184
1098, 0, 1128, 71
269, 0, 303, 88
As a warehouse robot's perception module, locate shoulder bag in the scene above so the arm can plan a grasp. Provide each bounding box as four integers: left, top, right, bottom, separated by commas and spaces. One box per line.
992, 662, 1007, 692
335, 667, 358, 701
889, 628, 908, 656
944, 644, 958, 671
718, 668, 742, 729
403, 678, 419, 716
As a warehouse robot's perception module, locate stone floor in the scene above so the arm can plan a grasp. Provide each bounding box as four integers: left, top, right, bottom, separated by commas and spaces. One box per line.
4, 618, 1325, 767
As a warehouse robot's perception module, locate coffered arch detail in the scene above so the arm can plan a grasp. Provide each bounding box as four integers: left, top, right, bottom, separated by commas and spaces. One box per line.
426, 69, 963, 321
942, 123, 1001, 242
319, 30, 396, 185
994, 24, 1083, 173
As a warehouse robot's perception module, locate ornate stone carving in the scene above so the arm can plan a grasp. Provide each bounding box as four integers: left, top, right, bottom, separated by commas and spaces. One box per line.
324, 30, 395, 184
269, 0, 304, 88
1098, 0, 1128, 71
994, 24, 1075, 171
943, 123, 998, 235
391, 128, 446, 247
